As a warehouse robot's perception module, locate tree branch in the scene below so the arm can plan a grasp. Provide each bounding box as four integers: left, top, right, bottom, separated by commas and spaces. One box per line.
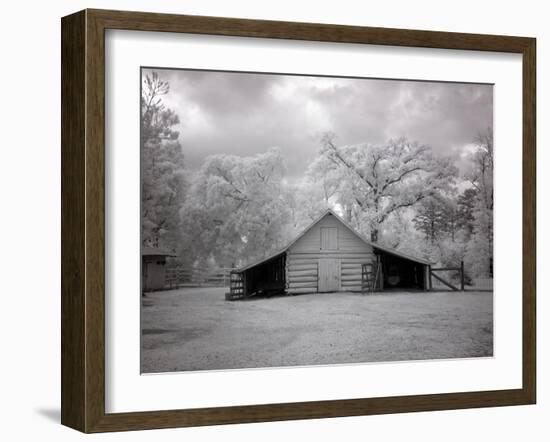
325, 139, 375, 191
381, 167, 425, 192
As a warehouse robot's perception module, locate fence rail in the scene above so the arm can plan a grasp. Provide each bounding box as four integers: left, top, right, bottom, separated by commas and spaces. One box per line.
428, 261, 465, 291
164, 266, 236, 289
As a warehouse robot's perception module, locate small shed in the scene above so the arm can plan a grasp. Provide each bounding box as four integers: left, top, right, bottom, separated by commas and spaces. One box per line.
227, 209, 431, 299
141, 246, 177, 292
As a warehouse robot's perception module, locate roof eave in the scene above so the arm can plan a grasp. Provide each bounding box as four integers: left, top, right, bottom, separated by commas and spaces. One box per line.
234, 208, 432, 271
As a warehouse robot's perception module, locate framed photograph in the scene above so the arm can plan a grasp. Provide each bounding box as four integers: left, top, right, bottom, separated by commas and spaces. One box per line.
61, 9, 536, 433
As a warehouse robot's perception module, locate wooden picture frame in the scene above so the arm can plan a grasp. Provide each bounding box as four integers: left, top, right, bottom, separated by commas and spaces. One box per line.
61, 9, 536, 433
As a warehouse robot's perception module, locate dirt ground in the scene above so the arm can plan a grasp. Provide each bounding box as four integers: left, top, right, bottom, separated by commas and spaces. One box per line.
141, 288, 493, 373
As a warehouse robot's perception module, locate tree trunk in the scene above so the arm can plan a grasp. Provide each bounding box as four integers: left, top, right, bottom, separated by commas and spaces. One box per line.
345, 206, 352, 223
370, 229, 378, 243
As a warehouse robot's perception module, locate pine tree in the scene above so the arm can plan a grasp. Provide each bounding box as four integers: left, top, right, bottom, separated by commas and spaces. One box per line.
457, 188, 478, 237
141, 72, 187, 250
412, 197, 447, 244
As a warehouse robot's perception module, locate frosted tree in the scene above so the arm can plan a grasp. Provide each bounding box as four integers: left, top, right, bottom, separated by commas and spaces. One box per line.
466, 127, 493, 213
457, 187, 478, 237
318, 133, 457, 242
181, 148, 292, 267
282, 154, 347, 233
304, 154, 342, 206
465, 127, 494, 278
286, 180, 329, 235
141, 72, 187, 249
379, 211, 424, 253
439, 197, 462, 242
305, 152, 356, 222
465, 204, 493, 277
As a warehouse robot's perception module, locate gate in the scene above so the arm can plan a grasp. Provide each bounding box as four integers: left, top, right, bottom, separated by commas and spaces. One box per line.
428, 261, 465, 291
226, 271, 245, 300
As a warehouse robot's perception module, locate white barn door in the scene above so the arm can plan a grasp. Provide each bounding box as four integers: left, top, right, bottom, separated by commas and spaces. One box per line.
318, 259, 340, 292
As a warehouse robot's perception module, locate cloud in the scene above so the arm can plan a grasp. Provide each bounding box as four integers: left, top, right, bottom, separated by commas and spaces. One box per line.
143, 68, 492, 179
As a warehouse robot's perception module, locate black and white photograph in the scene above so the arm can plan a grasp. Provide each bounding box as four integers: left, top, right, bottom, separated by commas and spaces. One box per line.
0, 0, 544, 437
140, 67, 494, 374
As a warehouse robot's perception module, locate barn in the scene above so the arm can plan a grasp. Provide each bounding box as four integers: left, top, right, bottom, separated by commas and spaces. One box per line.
227, 209, 431, 300
142, 246, 177, 293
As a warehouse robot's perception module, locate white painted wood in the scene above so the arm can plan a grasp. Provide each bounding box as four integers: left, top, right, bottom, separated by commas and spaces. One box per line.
288, 213, 374, 255
287, 263, 318, 271
320, 227, 338, 250
287, 269, 318, 277
289, 253, 373, 260
318, 258, 341, 292
289, 276, 318, 283
341, 268, 363, 276
285, 213, 374, 293
341, 278, 363, 284
286, 287, 317, 295
288, 281, 318, 289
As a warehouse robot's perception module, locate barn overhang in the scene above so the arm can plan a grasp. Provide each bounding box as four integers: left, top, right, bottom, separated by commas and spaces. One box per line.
141, 246, 177, 260
372, 247, 429, 290
228, 252, 287, 299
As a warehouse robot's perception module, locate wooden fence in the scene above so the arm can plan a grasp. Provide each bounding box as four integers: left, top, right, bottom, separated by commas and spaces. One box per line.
428, 261, 465, 291
164, 266, 236, 289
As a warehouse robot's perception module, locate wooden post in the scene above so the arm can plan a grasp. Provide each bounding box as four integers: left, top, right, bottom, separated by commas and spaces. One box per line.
422, 265, 430, 292
377, 255, 383, 291
460, 261, 465, 291
428, 265, 433, 290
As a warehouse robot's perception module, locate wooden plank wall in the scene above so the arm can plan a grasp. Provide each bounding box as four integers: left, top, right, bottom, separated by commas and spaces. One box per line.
286, 214, 375, 293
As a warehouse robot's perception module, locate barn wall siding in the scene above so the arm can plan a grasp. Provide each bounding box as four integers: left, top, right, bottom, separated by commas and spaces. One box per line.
286, 214, 375, 293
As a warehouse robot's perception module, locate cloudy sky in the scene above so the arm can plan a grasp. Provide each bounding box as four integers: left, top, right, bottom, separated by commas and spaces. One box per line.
143, 68, 492, 180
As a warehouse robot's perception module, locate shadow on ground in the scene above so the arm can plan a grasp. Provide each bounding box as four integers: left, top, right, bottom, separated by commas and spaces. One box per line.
35, 408, 60, 423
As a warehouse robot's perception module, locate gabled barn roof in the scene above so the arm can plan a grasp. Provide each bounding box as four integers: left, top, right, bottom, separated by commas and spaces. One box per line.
141, 246, 177, 257
236, 209, 431, 272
